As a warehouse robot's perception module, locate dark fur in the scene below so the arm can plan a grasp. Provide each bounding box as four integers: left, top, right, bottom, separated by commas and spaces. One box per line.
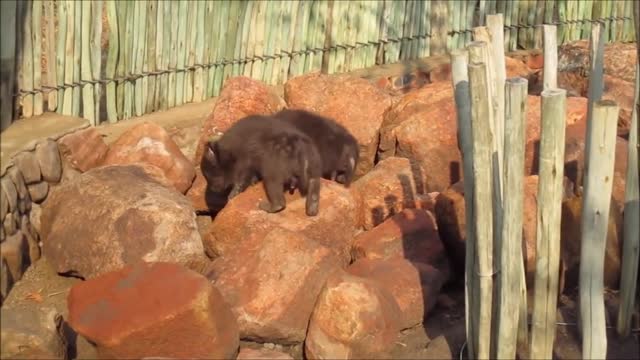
201, 114, 323, 216
274, 109, 360, 186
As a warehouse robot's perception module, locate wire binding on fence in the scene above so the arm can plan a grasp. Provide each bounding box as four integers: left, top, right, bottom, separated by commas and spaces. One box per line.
13, 15, 633, 98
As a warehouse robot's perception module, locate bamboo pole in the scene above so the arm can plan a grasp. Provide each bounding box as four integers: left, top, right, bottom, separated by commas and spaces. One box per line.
105, 0, 118, 123
92, 1, 102, 122
578, 100, 619, 360
21, 0, 34, 118
213, 1, 229, 96
517, 0, 531, 50
270, 0, 284, 84
32, 0, 43, 116
193, 0, 205, 102
367, 0, 380, 67
259, 0, 274, 83
45, 0, 57, 112
431, 0, 449, 56
312, 0, 327, 71
174, 1, 187, 107
400, 0, 414, 60
250, 1, 266, 80
290, 0, 310, 76
184, 1, 196, 103
244, 2, 259, 78
468, 59, 495, 360
155, 0, 166, 110
342, 1, 355, 72
581, 0, 594, 40
137, 1, 148, 114
533, 0, 545, 48
203, 0, 214, 98
508, 0, 518, 51
233, 1, 249, 77
408, 0, 420, 61
166, 1, 178, 109
61, 0, 73, 115
72, 0, 81, 117
114, 1, 126, 119
279, 0, 297, 82
617, 63, 640, 338
422, 0, 431, 58
0, 0, 17, 130
145, 0, 157, 112
529, 88, 567, 360
502, 0, 512, 52
81, 1, 95, 124
55, 0, 67, 115
450, 1, 460, 51
543, 25, 558, 90
451, 48, 477, 360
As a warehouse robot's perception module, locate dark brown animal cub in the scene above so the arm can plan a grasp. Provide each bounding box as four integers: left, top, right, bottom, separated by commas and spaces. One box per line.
201, 114, 323, 216
274, 109, 359, 186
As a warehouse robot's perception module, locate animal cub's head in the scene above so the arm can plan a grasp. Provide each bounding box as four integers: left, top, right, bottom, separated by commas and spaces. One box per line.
201, 139, 230, 193
336, 142, 359, 187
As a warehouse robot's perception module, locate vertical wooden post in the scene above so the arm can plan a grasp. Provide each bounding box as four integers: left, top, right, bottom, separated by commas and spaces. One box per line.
72, 0, 81, 117
175, 0, 187, 107
145, 0, 157, 112
91, 0, 102, 123
0, 0, 17, 131
543, 25, 557, 90
617, 62, 640, 338
584, 22, 606, 189
468, 59, 495, 360
495, 77, 528, 360
20, 0, 34, 118
429, 0, 449, 55
451, 48, 476, 359
81, 0, 95, 124
105, 0, 118, 123
62, 0, 75, 115
529, 88, 567, 360
45, 0, 57, 112
579, 100, 619, 360
31, 0, 43, 116
55, 0, 67, 115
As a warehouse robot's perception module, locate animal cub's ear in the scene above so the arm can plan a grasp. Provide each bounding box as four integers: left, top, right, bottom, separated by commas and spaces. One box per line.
204, 140, 220, 165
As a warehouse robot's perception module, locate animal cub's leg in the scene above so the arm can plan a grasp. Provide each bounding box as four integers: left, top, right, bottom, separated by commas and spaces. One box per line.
228, 163, 253, 200
259, 177, 287, 213
305, 177, 321, 216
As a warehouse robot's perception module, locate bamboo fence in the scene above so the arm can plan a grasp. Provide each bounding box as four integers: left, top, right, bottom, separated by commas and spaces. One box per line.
2, 0, 636, 129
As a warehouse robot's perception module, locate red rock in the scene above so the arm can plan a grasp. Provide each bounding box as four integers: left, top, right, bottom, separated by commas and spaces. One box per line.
237, 348, 293, 360
67, 262, 239, 359
526, 52, 544, 70
560, 195, 622, 292
103, 122, 196, 194
194, 76, 286, 167
57, 128, 108, 172
204, 179, 357, 264
208, 227, 341, 343
347, 257, 446, 329
350, 157, 433, 230
351, 208, 450, 279
285, 72, 393, 178
602, 76, 634, 137
304, 270, 403, 359
41, 165, 207, 279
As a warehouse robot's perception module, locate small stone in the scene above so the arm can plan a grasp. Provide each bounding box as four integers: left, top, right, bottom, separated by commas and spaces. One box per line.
237, 348, 293, 360
1, 176, 18, 213
3, 212, 16, 235
13, 151, 42, 184
8, 167, 29, 200
0, 232, 28, 283
0, 227, 5, 243
21, 215, 41, 263
35, 140, 63, 183
0, 258, 12, 302
67, 262, 240, 359
30, 203, 41, 234
27, 181, 49, 203
0, 306, 67, 360
57, 127, 108, 172
18, 196, 31, 215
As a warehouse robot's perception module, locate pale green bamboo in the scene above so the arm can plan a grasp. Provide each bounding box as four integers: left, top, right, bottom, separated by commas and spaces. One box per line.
578, 0, 589, 40
115, 1, 127, 118
231, 1, 247, 77
508, 0, 518, 51
279, 0, 297, 83
400, 0, 414, 60
237, 1, 253, 77
304, 0, 319, 73
105, 0, 118, 123
533, 0, 545, 49
556, 0, 566, 44
92, 0, 102, 122
13, 1, 24, 117
413, 0, 423, 57
342, 1, 356, 72
62, 0, 76, 115
502, 0, 512, 51
544, 0, 554, 24
312, 0, 327, 72
430, 1, 449, 56
262, 0, 276, 83
145, 0, 157, 112
450, 1, 461, 51
55, 0, 67, 114
488, 0, 496, 14
333, 0, 347, 74
175, 1, 187, 106
478, 0, 486, 26
615, 0, 626, 41
72, 0, 81, 116
204, 0, 215, 98
244, 2, 259, 78
604, 0, 613, 43
622, 0, 632, 42
184, 1, 197, 103
193, 0, 205, 102
123, 0, 135, 119
45, 1, 57, 112
269, 1, 284, 84
161, 1, 171, 109
421, 0, 430, 57
366, 0, 381, 67
517, 0, 530, 49
31, 0, 43, 116
384, 0, 402, 64
81, 0, 95, 124
570, 0, 580, 42
155, 0, 165, 110
19, 0, 33, 118
128, 0, 139, 118
581, 1, 593, 39
135, 1, 148, 115
290, 1, 310, 76
213, 1, 230, 96
466, 0, 477, 47
297, 1, 312, 74
167, 0, 178, 109
253, 0, 270, 82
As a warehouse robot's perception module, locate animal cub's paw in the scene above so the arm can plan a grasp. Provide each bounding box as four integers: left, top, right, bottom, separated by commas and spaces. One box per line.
259, 200, 285, 214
